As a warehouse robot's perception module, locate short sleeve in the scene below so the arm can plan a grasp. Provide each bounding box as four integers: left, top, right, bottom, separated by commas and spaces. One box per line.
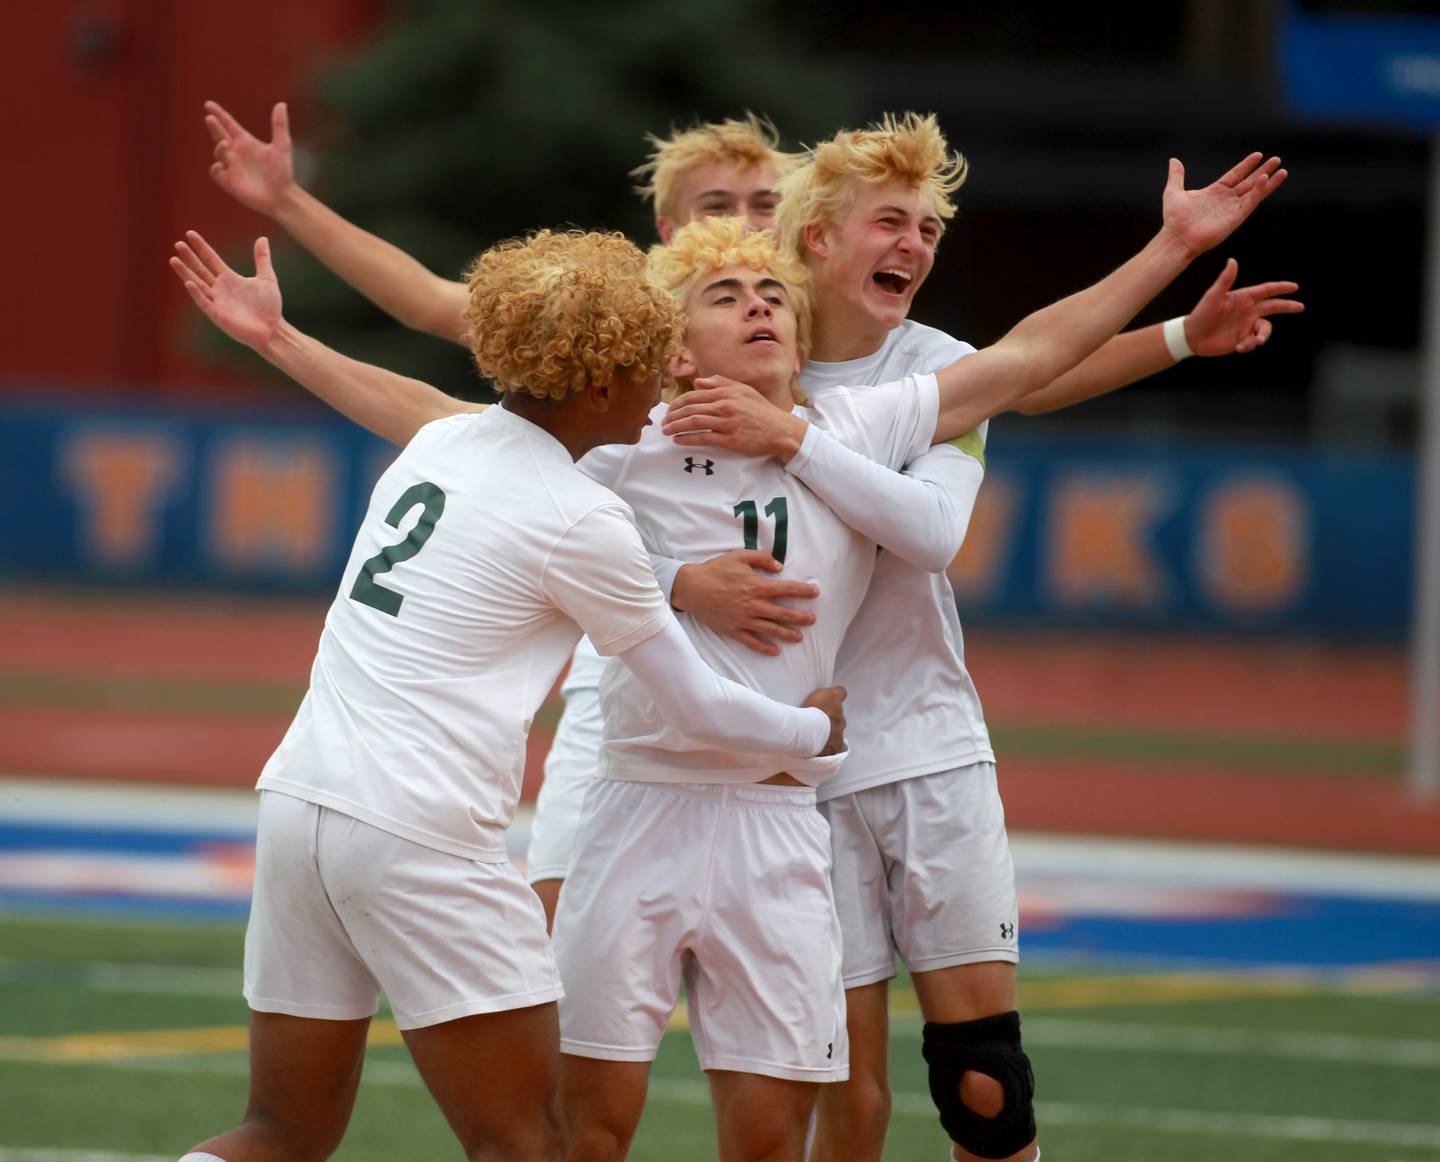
542, 504, 671, 656
808, 373, 941, 470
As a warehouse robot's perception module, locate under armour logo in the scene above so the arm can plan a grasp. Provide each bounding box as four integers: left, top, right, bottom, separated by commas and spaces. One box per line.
826, 1042, 833, 1060
1000, 922, 1015, 940
683, 457, 715, 475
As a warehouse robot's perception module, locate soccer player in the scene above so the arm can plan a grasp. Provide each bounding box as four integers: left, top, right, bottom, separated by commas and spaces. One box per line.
165, 226, 846, 1162
227, 141, 1286, 1160
201, 102, 1297, 1160
200, 101, 816, 923
664, 115, 1298, 1162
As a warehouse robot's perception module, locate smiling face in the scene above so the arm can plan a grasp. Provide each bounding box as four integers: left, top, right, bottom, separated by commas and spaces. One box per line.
658, 161, 783, 242
678, 264, 800, 404
805, 179, 941, 354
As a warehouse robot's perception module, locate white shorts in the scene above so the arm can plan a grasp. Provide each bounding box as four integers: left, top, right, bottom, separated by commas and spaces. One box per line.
245, 791, 563, 1030
820, 763, 1018, 989
526, 682, 603, 884
554, 779, 848, 1083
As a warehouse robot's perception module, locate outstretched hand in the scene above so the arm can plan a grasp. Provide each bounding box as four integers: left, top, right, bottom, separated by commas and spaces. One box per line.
1162, 152, 1286, 258
1184, 258, 1305, 356
169, 231, 282, 351
205, 100, 295, 215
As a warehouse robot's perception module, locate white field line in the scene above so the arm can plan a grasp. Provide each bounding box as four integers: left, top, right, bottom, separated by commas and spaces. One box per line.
1024, 1018, 1440, 1068
8, 1053, 1439, 1152
0, 960, 240, 997
0, 1152, 173, 1162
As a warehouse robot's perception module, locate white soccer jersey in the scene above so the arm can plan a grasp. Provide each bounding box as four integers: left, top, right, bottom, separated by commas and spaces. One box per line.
799, 320, 995, 801
258, 407, 671, 861
581, 377, 939, 786
562, 636, 606, 698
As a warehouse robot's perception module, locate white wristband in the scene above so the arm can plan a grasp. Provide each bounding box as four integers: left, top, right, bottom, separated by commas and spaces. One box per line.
1163, 316, 1194, 362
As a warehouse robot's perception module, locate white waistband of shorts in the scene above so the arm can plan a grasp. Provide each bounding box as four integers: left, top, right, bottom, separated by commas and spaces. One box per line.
600, 778, 817, 808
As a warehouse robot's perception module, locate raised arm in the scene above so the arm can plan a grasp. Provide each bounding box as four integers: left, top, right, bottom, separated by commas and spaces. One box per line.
205, 100, 470, 345
1012, 258, 1303, 416
169, 230, 475, 445
933, 151, 1286, 441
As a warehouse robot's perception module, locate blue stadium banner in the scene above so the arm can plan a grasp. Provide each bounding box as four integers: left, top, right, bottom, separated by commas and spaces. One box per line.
0, 393, 395, 591
949, 431, 1414, 638
0, 395, 1417, 638
1282, 1, 1440, 131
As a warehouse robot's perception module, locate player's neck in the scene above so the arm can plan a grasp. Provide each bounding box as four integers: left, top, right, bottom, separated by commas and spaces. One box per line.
808, 306, 890, 364
500, 394, 595, 460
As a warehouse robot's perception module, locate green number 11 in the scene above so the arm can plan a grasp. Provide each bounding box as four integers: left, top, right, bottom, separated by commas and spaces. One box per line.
733, 496, 788, 564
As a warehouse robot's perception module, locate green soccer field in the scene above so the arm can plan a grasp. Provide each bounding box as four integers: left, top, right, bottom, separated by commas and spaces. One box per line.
2, 912, 1438, 1162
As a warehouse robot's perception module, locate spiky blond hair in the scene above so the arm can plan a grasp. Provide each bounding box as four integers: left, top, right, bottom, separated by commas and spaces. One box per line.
647, 216, 811, 402
462, 230, 684, 401
775, 112, 968, 267
632, 114, 796, 226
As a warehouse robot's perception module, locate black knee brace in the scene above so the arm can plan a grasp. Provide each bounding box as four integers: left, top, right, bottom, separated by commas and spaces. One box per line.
921, 1010, 1036, 1159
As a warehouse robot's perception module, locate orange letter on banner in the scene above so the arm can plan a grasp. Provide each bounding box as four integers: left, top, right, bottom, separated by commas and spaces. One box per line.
209, 439, 335, 573
1047, 472, 1171, 610
61, 432, 181, 567
948, 475, 1020, 602
1198, 475, 1310, 614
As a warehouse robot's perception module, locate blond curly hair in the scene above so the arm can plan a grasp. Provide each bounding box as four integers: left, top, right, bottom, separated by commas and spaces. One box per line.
463, 230, 684, 400
632, 114, 798, 226
648, 216, 811, 402
775, 112, 968, 267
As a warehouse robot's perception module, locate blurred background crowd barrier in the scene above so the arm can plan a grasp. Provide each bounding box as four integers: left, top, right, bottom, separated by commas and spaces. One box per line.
2, 0, 1437, 804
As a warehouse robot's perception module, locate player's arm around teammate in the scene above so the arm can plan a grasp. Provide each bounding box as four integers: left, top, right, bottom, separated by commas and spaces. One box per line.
169, 226, 848, 1162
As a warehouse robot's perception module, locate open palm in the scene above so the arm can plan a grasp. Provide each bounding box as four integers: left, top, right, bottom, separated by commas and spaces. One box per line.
1162, 153, 1286, 257
169, 231, 282, 350
1186, 258, 1304, 356
204, 100, 294, 215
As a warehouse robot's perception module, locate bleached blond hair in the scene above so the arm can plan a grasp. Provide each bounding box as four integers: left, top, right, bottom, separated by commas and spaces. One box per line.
632, 114, 797, 226
462, 230, 684, 401
775, 112, 968, 267
647, 216, 811, 402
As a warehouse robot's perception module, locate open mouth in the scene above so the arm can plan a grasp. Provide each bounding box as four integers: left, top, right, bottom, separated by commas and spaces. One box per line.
872, 268, 913, 297
745, 329, 779, 344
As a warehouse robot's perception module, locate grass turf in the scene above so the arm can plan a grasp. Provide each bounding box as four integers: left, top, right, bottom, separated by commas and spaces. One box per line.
1, 914, 1437, 1160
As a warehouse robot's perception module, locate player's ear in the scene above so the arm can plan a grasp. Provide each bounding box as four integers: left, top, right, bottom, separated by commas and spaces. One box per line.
670, 350, 698, 382
656, 216, 675, 245
803, 221, 829, 260
587, 379, 613, 413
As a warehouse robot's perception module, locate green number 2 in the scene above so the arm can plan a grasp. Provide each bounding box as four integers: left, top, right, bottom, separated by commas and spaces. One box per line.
733, 496, 788, 564
349, 481, 447, 617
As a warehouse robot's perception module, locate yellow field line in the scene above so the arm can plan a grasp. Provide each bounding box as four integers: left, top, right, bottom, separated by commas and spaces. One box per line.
0, 966, 1424, 1063
0, 1019, 406, 1063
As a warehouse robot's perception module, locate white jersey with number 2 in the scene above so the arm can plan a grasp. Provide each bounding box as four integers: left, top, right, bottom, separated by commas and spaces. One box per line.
258, 407, 671, 862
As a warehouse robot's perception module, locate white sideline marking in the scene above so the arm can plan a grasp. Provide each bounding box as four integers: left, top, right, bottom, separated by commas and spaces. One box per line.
0, 1152, 173, 1162
1026, 1019, 1440, 1068
14, 1058, 1438, 1151
648, 1081, 1440, 1149
0, 960, 240, 998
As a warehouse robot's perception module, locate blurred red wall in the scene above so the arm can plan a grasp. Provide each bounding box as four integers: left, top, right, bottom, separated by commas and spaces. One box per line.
0, 0, 382, 398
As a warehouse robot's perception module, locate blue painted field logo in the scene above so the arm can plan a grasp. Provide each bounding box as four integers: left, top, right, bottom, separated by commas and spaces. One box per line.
683, 457, 715, 475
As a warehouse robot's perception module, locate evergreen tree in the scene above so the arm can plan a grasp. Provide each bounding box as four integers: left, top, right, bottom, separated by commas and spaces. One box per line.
266, 0, 857, 398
